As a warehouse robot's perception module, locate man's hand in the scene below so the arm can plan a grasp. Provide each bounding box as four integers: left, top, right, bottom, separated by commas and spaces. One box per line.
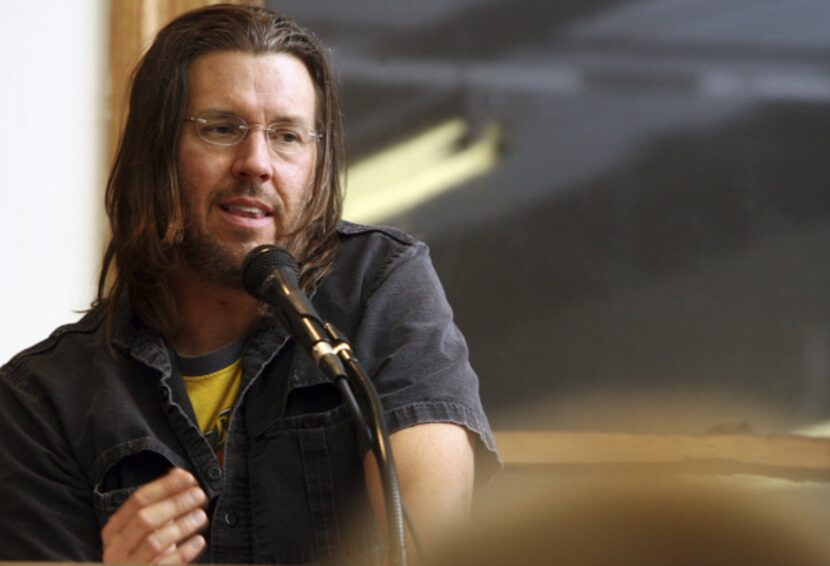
101, 468, 209, 564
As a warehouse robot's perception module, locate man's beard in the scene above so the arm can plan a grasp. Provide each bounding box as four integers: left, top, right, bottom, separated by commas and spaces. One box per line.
179, 183, 300, 289
180, 227, 254, 289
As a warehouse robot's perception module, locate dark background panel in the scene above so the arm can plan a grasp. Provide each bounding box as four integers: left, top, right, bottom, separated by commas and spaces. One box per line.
271, 0, 830, 433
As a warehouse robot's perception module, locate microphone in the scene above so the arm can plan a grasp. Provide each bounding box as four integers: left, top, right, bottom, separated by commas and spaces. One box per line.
242, 245, 409, 564
242, 244, 346, 379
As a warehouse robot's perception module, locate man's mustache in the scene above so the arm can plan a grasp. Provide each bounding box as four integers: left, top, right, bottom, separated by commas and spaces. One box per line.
210, 183, 283, 214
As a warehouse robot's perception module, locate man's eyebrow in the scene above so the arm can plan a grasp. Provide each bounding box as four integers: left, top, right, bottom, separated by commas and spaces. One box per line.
266, 115, 315, 128
189, 108, 238, 118
191, 109, 314, 127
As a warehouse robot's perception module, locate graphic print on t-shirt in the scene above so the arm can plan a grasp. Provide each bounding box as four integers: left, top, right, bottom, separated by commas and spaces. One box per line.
183, 359, 242, 465
177, 338, 245, 466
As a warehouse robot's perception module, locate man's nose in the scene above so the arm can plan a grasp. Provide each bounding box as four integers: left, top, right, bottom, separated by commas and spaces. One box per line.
231, 127, 273, 182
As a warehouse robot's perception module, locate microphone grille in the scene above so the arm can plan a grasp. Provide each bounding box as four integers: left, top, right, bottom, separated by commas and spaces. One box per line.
242, 244, 299, 299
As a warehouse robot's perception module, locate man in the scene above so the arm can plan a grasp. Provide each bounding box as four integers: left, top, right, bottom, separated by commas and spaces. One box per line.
0, 4, 498, 564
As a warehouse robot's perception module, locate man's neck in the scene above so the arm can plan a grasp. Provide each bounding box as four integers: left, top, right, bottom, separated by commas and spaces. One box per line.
169, 265, 260, 357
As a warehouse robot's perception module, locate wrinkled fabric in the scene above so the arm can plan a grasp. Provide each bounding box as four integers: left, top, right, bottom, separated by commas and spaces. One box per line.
0, 222, 500, 564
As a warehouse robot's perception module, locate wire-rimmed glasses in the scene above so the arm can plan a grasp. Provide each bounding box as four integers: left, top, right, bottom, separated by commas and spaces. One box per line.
184, 113, 322, 155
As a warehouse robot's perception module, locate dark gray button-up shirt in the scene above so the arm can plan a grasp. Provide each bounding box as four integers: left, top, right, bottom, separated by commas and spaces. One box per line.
0, 222, 500, 563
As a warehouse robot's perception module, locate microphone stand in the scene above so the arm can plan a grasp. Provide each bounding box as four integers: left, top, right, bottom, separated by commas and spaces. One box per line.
241, 244, 408, 564
319, 323, 408, 566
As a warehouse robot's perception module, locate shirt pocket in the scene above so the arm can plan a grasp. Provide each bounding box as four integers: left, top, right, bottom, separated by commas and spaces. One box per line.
248, 384, 381, 564
90, 437, 190, 525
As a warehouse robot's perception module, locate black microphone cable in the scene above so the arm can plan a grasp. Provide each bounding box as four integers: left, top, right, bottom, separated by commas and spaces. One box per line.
242, 244, 419, 565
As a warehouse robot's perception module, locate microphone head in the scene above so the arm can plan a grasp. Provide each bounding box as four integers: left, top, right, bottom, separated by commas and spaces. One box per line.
242, 244, 299, 300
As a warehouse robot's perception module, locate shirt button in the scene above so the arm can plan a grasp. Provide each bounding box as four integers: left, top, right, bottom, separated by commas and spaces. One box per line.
206, 465, 222, 481
224, 512, 238, 527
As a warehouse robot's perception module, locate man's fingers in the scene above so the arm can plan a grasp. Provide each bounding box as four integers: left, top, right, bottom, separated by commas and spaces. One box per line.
107, 485, 207, 560
102, 468, 198, 544
155, 543, 179, 561
156, 535, 207, 565
101, 468, 209, 564
130, 509, 208, 563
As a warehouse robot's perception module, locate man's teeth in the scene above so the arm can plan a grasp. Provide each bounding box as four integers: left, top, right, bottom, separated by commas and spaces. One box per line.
221, 204, 268, 216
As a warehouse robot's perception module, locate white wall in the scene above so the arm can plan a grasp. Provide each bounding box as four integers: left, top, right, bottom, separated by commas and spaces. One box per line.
0, 1, 108, 364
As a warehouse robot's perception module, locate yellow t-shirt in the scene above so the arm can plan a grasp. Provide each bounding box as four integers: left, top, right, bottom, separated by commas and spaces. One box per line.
184, 360, 242, 460
177, 338, 245, 465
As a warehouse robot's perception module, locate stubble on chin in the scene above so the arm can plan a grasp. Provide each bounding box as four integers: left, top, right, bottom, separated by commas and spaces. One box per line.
180, 183, 285, 289
179, 179, 314, 289
179, 229, 251, 289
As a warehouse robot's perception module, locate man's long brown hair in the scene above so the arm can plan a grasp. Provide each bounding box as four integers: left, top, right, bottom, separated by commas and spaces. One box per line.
96, 4, 345, 337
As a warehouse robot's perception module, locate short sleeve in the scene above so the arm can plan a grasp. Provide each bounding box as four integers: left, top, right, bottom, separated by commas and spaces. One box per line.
350, 240, 501, 483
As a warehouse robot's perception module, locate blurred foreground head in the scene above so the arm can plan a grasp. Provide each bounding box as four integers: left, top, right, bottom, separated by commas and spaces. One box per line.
428, 476, 830, 566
